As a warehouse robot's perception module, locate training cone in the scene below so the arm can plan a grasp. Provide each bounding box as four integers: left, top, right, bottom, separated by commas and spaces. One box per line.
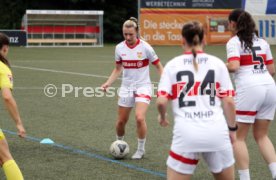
40, 138, 54, 144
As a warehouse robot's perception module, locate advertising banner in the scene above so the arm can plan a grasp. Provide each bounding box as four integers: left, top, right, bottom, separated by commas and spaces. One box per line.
0, 30, 27, 46
141, 0, 241, 9
243, 0, 276, 14
253, 15, 276, 44
140, 0, 242, 45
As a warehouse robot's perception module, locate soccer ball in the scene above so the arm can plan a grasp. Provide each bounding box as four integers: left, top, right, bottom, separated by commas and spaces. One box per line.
109, 140, 129, 159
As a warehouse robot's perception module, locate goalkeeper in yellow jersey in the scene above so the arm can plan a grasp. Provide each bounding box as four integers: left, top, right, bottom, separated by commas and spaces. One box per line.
0, 33, 25, 180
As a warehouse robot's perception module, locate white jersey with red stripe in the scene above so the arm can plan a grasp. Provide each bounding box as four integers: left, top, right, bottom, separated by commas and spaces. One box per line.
158, 52, 234, 152
226, 35, 275, 89
115, 39, 159, 86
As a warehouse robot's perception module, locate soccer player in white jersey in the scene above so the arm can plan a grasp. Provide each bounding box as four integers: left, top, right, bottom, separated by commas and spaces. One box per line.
101, 17, 163, 159
157, 21, 237, 180
226, 9, 276, 180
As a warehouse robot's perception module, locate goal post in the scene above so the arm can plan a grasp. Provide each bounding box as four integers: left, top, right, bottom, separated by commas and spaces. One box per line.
23, 10, 104, 47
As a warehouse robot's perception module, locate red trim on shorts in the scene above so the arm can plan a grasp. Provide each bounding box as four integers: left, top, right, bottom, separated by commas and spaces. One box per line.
122, 59, 149, 69
266, 59, 274, 65
157, 91, 172, 99
152, 59, 160, 65
134, 94, 151, 100
236, 110, 257, 116
169, 151, 199, 165
227, 56, 240, 62
125, 38, 140, 49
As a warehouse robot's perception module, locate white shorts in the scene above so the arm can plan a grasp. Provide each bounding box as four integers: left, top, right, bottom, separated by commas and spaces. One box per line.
167, 148, 235, 174
235, 84, 276, 123
118, 85, 152, 107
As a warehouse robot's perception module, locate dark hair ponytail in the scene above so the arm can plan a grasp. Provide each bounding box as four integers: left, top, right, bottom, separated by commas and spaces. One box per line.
228, 9, 243, 23
237, 12, 256, 51
229, 9, 257, 51
0, 33, 10, 67
182, 21, 204, 72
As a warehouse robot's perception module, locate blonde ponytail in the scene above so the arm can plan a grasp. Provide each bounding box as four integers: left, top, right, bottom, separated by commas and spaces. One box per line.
123, 17, 140, 38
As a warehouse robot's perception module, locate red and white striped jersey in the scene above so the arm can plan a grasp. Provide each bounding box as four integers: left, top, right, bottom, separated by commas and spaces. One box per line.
158, 52, 234, 152
226, 35, 275, 89
115, 39, 159, 86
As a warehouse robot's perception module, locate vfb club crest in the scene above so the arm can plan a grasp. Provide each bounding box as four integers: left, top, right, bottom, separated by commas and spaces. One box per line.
137, 52, 143, 59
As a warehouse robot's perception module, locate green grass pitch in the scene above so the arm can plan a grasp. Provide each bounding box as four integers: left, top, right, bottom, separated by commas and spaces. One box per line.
0, 44, 275, 179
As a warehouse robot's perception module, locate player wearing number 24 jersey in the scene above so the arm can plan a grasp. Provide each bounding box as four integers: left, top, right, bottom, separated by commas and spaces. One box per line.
158, 51, 234, 152
157, 21, 236, 180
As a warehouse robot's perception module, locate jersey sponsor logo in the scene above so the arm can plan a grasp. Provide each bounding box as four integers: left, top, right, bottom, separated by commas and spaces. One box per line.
137, 52, 143, 59
184, 110, 214, 119
122, 59, 149, 69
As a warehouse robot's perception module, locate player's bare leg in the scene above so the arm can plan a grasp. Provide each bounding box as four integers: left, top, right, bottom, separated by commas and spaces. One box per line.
132, 102, 149, 159
212, 165, 235, 180
253, 120, 276, 179
167, 167, 192, 180
116, 106, 132, 140
233, 122, 251, 180
0, 139, 13, 166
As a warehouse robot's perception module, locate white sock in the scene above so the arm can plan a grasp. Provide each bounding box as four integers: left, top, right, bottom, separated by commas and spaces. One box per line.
269, 162, 276, 178
137, 138, 146, 151
238, 169, 250, 180
116, 135, 124, 140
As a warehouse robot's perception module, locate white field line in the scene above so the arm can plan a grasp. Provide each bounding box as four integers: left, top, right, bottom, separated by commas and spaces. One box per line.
13, 60, 113, 63
12, 65, 159, 84
13, 86, 123, 90
12, 65, 111, 79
